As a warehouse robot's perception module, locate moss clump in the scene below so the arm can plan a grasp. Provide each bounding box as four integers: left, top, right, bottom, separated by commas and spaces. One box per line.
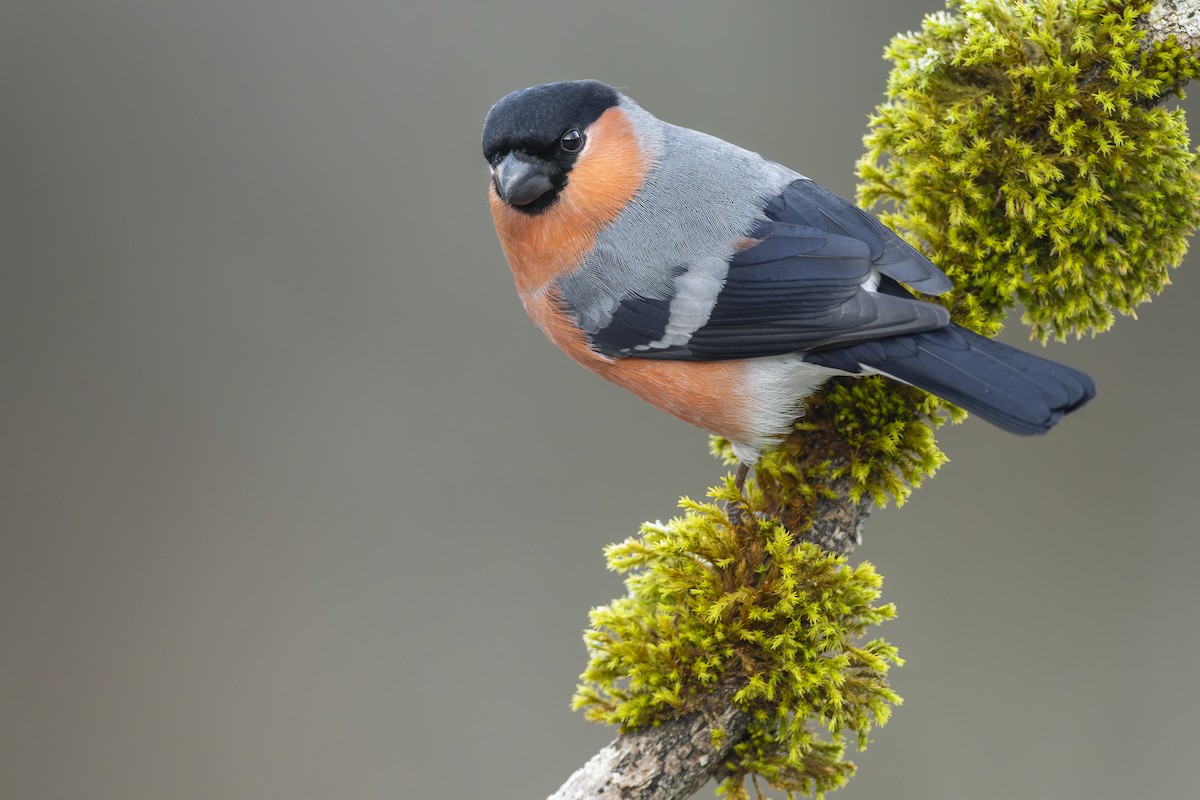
858, 0, 1200, 341
770, 379, 959, 509
713, 378, 958, 517
574, 492, 901, 798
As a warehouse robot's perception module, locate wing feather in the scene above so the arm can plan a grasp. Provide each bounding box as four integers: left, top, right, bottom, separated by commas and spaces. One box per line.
580, 177, 953, 360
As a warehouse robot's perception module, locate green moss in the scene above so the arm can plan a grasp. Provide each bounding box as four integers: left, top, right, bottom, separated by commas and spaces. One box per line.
858, 0, 1200, 341
573, 494, 901, 798
767, 379, 958, 508
711, 379, 956, 514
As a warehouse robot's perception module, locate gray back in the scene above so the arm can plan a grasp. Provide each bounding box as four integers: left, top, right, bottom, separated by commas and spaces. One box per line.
557, 96, 796, 334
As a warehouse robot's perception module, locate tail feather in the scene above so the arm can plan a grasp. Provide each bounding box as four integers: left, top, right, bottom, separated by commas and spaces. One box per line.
806, 324, 1096, 435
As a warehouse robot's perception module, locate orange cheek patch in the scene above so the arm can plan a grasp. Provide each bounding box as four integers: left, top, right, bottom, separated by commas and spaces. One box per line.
489, 106, 648, 294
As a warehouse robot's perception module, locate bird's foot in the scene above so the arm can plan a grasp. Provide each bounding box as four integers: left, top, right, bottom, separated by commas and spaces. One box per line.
724, 462, 752, 524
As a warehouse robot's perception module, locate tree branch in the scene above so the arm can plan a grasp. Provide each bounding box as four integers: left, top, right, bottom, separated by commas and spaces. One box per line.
548, 685, 749, 800
1143, 0, 1200, 52
546, 4, 1200, 799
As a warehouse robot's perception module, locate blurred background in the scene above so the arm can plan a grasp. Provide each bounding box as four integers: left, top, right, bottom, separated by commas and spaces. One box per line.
4, 1, 1198, 798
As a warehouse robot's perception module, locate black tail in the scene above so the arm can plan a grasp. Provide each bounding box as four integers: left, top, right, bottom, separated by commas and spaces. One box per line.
806, 324, 1096, 435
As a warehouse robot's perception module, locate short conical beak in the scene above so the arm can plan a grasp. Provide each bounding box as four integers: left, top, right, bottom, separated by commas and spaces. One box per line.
492, 153, 554, 206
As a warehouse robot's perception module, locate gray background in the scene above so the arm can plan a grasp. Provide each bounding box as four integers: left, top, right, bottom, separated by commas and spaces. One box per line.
4, 1, 1198, 798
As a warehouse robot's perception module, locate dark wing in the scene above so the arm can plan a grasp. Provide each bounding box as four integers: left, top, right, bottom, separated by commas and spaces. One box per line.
587, 177, 953, 361
806, 323, 1096, 435
768, 178, 952, 296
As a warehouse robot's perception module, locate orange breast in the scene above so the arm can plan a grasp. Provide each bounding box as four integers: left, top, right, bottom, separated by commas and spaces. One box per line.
523, 288, 755, 443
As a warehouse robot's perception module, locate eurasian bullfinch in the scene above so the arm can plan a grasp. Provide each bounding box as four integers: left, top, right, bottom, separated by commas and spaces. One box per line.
482, 80, 1095, 464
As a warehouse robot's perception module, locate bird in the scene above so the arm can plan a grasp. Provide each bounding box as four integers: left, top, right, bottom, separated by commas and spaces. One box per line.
481, 80, 1095, 471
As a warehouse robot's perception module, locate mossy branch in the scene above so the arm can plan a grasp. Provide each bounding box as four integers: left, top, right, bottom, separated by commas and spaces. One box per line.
550, 3, 1200, 799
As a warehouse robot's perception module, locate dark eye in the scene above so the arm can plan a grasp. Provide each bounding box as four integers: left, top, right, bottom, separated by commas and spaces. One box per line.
559, 128, 584, 153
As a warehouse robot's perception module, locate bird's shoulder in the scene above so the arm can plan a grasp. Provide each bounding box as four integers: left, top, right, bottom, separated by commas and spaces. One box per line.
559, 162, 952, 360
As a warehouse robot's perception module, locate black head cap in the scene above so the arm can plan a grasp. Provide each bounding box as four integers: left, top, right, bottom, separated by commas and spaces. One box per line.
482, 80, 621, 162
482, 81, 620, 213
